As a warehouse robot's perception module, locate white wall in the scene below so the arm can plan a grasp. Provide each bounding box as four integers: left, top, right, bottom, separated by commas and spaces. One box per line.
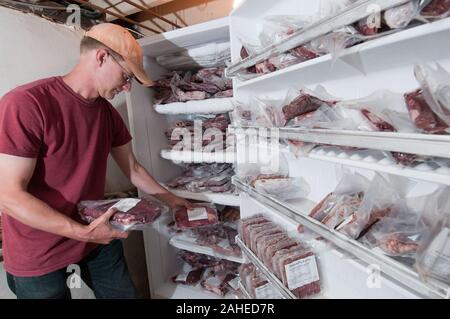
0, 6, 134, 298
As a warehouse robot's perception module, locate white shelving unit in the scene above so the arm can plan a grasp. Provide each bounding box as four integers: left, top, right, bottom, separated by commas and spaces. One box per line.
169, 235, 246, 264
127, 18, 238, 299
155, 98, 234, 115
234, 177, 449, 299
230, 126, 450, 159
233, 134, 450, 186
238, 280, 252, 299
160, 149, 236, 164
226, 0, 411, 77
227, 0, 450, 300
168, 188, 240, 206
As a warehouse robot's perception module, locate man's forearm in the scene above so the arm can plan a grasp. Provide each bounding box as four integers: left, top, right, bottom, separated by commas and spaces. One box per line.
0, 190, 87, 241
129, 163, 169, 195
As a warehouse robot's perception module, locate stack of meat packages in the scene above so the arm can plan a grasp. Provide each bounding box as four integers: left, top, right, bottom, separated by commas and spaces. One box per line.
239, 263, 283, 299
167, 163, 235, 193
172, 251, 241, 297
238, 215, 321, 299
170, 206, 242, 297
165, 114, 231, 151
152, 67, 233, 105
171, 205, 241, 258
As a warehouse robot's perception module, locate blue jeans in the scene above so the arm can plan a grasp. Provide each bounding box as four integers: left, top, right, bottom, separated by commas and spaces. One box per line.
6, 240, 137, 299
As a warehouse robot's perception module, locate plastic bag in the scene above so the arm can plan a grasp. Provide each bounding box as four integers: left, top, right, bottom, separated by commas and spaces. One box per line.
156, 42, 231, 70
384, 0, 420, 29
361, 196, 432, 258
250, 96, 285, 127
282, 86, 337, 124
337, 174, 415, 239
229, 101, 252, 127
420, 0, 450, 21
415, 187, 450, 284
173, 202, 219, 229
337, 90, 419, 133
259, 15, 314, 47
172, 267, 206, 286
253, 177, 311, 201
413, 63, 450, 131
309, 170, 370, 229
77, 197, 169, 231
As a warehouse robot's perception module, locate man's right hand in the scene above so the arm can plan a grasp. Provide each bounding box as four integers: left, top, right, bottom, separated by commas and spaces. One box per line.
81, 207, 128, 244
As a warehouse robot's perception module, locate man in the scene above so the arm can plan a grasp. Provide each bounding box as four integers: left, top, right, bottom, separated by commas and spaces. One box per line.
0, 23, 191, 299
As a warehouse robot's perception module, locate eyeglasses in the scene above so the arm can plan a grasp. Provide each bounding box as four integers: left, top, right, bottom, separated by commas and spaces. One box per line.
108, 52, 135, 84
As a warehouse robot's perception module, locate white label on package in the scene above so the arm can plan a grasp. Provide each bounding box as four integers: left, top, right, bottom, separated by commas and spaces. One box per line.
111, 198, 141, 212
175, 273, 189, 282
285, 255, 319, 290
228, 277, 240, 290
255, 283, 283, 299
187, 207, 208, 221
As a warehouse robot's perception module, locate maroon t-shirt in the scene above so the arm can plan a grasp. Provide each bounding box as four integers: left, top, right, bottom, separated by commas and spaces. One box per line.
0, 76, 132, 276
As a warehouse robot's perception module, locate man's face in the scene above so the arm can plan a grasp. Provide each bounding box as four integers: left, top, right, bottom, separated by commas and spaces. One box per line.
97, 51, 134, 100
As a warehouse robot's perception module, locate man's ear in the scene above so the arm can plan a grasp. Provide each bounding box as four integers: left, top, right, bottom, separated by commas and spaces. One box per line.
96, 49, 108, 67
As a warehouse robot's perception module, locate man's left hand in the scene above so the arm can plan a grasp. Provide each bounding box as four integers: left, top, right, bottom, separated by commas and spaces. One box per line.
155, 192, 193, 210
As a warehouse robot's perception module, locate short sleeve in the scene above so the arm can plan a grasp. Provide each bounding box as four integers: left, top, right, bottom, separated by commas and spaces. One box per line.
0, 91, 44, 158
108, 104, 132, 148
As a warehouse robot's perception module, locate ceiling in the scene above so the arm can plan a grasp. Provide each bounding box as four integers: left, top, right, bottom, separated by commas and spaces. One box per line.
0, 0, 182, 37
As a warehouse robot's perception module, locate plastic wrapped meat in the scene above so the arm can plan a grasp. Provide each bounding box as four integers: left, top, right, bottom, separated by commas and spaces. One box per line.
167, 163, 234, 193
421, 0, 450, 18
361, 109, 396, 132
172, 268, 205, 286
282, 92, 335, 123
273, 247, 321, 299
243, 222, 272, 248
404, 89, 448, 133
384, 1, 419, 29
320, 193, 364, 229
174, 203, 219, 229
390, 152, 425, 166
213, 89, 234, 98
179, 251, 221, 269
248, 174, 286, 187
377, 233, 420, 256
252, 177, 310, 200
309, 193, 341, 222
203, 114, 230, 131
77, 197, 168, 231
337, 206, 393, 239
263, 237, 301, 271
240, 46, 257, 74
289, 46, 319, 62
250, 225, 283, 253
238, 215, 269, 241
256, 233, 288, 262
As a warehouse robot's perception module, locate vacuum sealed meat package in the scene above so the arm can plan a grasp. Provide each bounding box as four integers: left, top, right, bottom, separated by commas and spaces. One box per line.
78, 197, 169, 231
173, 203, 219, 229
